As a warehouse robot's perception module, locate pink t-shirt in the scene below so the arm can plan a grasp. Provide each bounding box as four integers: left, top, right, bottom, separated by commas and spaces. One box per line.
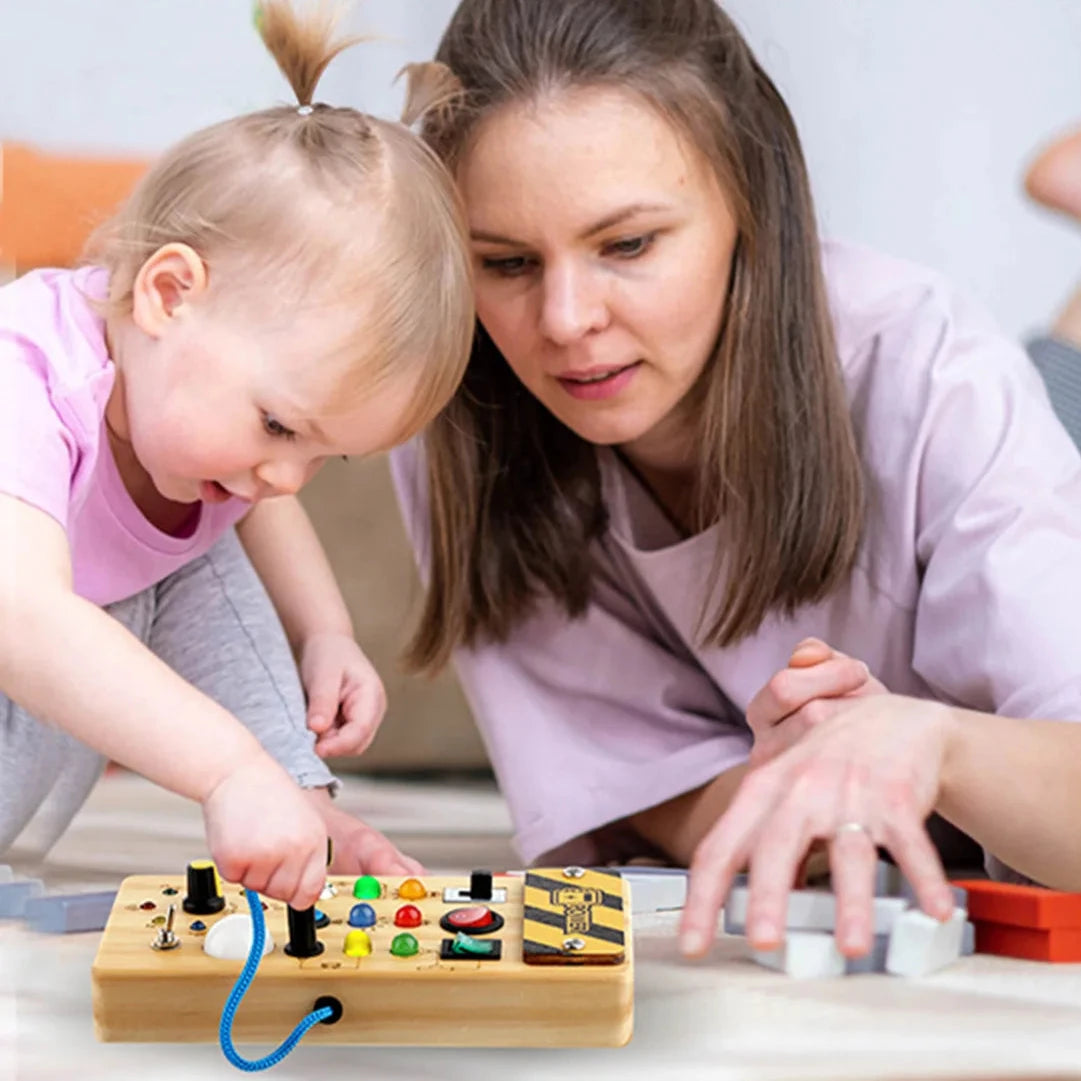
0, 266, 250, 606
391, 240, 1081, 864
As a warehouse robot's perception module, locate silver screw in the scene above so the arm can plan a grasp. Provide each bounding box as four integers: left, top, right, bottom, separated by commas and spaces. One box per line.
563, 937, 586, 952
562, 866, 585, 878
151, 903, 180, 951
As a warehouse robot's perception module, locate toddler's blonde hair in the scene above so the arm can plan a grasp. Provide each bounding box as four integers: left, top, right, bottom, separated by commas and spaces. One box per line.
87, 0, 473, 439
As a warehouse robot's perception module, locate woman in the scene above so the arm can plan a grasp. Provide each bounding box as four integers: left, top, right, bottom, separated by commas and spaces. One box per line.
391, 0, 1081, 959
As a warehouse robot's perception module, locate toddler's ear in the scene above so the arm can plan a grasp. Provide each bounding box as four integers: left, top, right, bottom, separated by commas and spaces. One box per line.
131, 242, 208, 337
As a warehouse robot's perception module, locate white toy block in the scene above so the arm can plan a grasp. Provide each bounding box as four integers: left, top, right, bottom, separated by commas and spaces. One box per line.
0, 865, 12, 885
752, 931, 846, 979
885, 906, 966, 977
622, 869, 688, 913
725, 886, 907, 936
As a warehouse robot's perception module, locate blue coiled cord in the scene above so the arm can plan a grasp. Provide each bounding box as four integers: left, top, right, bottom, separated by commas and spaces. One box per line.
218, 889, 332, 1072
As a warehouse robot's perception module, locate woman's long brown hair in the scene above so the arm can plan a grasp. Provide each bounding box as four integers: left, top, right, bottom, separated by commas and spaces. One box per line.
405, 0, 864, 672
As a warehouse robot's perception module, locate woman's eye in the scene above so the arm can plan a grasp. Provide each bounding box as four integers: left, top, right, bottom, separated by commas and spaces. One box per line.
262, 413, 296, 440
480, 255, 534, 278
604, 233, 657, 259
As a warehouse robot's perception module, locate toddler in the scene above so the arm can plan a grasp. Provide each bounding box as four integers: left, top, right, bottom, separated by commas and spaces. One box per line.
0, 0, 473, 910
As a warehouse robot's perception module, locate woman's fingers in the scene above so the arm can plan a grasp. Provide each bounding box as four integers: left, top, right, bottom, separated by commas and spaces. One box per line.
788, 637, 835, 667
827, 820, 880, 955
680, 768, 781, 957
747, 656, 872, 737
882, 807, 956, 921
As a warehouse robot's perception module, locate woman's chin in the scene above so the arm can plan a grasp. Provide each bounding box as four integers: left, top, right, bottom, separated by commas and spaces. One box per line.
542, 399, 660, 447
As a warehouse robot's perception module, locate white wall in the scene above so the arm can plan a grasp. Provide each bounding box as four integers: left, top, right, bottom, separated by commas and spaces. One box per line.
4, 1, 1079, 337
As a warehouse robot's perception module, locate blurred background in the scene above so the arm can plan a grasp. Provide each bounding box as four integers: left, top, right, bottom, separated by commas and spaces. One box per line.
3, 0, 1080, 772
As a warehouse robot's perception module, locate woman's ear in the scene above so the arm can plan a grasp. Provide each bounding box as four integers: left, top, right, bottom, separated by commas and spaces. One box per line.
130, 243, 209, 338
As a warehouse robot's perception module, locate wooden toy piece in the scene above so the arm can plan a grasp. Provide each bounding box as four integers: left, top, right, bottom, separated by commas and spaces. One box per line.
974, 922, 1081, 963
752, 931, 845, 979
951, 879, 1081, 930
885, 908, 966, 977
24, 890, 117, 933
92, 869, 633, 1047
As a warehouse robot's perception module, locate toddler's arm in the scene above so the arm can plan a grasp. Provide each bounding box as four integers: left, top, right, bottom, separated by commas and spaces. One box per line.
235, 495, 353, 649
236, 495, 387, 757
0, 493, 328, 908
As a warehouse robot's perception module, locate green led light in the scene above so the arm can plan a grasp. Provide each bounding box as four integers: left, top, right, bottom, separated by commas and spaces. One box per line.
390, 933, 419, 958
353, 875, 381, 900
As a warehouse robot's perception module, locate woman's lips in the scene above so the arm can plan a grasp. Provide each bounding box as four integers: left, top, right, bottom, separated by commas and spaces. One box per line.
556, 360, 642, 401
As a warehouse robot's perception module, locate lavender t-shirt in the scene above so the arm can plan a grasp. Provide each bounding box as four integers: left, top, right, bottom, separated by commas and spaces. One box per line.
391, 240, 1081, 865
0, 267, 249, 605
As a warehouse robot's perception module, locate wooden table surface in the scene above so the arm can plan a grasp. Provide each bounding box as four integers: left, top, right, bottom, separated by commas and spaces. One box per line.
3, 772, 1081, 1081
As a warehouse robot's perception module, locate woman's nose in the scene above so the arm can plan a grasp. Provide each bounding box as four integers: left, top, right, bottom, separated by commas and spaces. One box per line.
539, 262, 608, 345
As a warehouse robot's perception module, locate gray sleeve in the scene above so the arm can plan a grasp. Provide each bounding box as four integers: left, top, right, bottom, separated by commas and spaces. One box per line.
1029, 335, 1081, 450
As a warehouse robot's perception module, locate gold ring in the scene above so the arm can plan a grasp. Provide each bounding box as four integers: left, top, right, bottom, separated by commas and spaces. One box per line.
835, 821, 868, 837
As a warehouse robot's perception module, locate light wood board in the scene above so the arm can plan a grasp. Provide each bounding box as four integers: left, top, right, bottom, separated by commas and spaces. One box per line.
91, 871, 633, 1047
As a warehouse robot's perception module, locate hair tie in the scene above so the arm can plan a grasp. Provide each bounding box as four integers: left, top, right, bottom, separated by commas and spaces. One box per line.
297, 104, 314, 117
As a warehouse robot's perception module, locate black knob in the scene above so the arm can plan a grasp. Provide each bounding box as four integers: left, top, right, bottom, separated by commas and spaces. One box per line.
183, 861, 225, 915
469, 869, 493, 901
284, 906, 324, 958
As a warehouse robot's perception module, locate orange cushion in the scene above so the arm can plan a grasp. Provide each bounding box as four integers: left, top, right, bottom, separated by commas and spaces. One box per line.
0, 144, 147, 271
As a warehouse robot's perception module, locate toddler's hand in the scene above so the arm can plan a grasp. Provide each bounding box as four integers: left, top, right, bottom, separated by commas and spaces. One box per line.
202, 756, 328, 909
306, 788, 425, 877
747, 638, 887, 768
299, 632, 387, 758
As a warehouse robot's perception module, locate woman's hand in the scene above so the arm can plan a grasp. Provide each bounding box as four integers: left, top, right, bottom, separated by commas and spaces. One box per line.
298, 632, 387, 758
679, 694, 958, 959
747, 637, 887, 767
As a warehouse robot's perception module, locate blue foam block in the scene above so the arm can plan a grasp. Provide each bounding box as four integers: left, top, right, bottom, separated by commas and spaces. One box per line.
0, 879, 44, 918
24, 890, 117, 933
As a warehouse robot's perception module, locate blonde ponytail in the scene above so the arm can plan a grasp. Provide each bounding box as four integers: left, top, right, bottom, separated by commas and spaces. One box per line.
254, 0, 364, 106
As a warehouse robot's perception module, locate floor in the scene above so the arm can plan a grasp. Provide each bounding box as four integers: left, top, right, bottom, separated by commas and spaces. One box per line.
4, 772, 1081, 1081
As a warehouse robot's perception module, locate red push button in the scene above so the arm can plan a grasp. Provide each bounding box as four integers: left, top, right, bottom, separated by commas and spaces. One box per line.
394, 904, 423, 928
447, 905, 493, 929
439, 905, 505, 935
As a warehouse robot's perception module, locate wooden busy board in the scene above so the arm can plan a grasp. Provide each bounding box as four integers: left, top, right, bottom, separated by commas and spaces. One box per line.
91, 868, 633, 1047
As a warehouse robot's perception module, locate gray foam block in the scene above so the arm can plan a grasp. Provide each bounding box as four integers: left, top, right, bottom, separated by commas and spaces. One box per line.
24, 890, 117, 933
845, 933, 890, 974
